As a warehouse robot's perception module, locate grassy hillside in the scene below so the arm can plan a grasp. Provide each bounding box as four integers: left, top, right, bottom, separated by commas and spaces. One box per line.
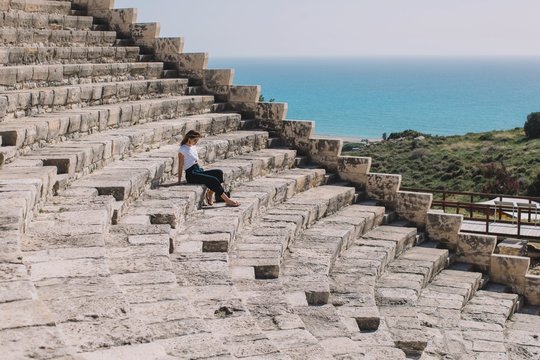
342, 128, 540, 196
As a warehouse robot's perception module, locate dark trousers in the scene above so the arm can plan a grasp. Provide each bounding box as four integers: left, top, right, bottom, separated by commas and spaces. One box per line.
185, 164, 225, 198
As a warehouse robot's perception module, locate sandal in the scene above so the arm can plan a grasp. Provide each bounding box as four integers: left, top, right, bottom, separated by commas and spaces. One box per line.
225, 201, 240, 207
205, 190, 214, 206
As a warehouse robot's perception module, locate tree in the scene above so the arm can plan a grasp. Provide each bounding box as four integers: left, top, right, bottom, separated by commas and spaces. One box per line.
524, 112, 540, 139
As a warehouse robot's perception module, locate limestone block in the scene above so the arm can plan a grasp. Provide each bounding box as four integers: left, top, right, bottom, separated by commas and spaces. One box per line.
228, 85, 261, 103
16, 66, 33, 83
337, 155, 371, 186
177, 52, 208, 70
0, 67, 17, 86
80, 343, 169, 360
425, 211, 462, 248
256, 102, 288, 121
367, 173, 401, 208
308, 137, 342, 171
154, 37, 184, 62
456, 233, 497, 271
396, 190, 433, 228
204, 69, 234, 88
0, 325, 75, 359
490, 254, 529, 288
0, 96, 8, 120
497, 238, 527, 256
130, 22, 160, 40
0, 299, 55, 330
525, 275, 540, 306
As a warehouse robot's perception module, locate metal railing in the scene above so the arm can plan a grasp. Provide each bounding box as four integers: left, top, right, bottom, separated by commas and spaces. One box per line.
401, 188, 540, 240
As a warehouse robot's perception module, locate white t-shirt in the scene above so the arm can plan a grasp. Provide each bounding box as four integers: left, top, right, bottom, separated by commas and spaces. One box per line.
178, 144, 199, 171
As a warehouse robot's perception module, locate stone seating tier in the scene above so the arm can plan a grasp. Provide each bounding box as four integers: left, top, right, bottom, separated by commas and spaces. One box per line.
0, 0, 73, 15
1, 79, 189, 119
0, 62, 166, 90
0, 10, 94, 29
0, 27, 117, 46
0, 95, 215, 152
0, 46, 140, 65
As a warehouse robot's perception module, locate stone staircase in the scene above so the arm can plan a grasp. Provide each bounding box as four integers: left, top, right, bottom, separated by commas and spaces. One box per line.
1, 1, 539, 359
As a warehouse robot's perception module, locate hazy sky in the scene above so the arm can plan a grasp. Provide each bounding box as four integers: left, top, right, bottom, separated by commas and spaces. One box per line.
116, 0, 540, 57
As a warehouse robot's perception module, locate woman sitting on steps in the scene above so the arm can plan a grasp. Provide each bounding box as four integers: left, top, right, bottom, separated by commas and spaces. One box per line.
177, 130, 240, 207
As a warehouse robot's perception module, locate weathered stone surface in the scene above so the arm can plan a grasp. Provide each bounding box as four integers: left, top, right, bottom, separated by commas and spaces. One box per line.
79, 343, 169, 360
0, 299, 55, 330
426, 211, 462, 248
59, 317, 152, 352
490, 254, 529, 290
456, 233, 497, 271
0, 325, 73, 359
395, 190, 432, 228
367, 173, 401, 207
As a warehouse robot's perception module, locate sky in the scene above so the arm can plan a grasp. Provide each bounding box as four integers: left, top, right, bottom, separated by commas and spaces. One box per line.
115, 0, 540, 58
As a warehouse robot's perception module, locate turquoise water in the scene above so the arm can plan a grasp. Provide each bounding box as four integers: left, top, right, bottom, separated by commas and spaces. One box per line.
209, 57, 540, 139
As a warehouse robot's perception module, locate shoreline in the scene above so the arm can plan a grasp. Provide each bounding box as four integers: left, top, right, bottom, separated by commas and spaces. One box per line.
314, 134, 383, 143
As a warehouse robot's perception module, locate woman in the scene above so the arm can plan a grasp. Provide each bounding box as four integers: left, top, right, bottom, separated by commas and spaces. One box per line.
177, 130, 240, 207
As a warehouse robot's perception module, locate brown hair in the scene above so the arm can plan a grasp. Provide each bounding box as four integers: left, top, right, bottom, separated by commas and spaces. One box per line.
181, 130, 202, 145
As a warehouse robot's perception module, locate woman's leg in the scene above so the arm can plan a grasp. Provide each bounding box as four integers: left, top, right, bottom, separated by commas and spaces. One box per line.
186, 170, 240, 207
202, 169, 224, 183
201, 169, 225, 203
186, 172, 225, 198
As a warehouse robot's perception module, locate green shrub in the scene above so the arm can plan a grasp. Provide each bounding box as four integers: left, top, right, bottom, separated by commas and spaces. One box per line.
524, 112, 540, 139
527, 173, 540, 196
387, 129, 429, 140
478, 132, 494, 141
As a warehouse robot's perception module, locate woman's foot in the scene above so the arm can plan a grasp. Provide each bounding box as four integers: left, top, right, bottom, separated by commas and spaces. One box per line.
205, 190, 214, 206
225, 200, 240, 207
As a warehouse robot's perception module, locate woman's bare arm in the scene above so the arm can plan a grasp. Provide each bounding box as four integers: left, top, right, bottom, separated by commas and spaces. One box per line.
177, 153, 184, 183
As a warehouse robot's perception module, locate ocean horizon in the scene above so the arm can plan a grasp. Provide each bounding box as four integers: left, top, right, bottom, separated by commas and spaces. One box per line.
209, 56, 540, 140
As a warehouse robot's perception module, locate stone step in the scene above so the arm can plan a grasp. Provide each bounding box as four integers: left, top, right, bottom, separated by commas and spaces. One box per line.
2, 78, 189, 118
376, 246, 449, 307
232, 278, 337, 359
105, 164, 315, 357
417, 269, 483, 332
505, 313, 540, 360
375, 242, 448, 356
124, 144, 285, 231
0, 28, 117, 47
455, 290, 522, 357
0, 62, 166, 90
380, 305, 428, 357
327, 223, 420, 353
1, 113, 243, 224
229, 185, 355, 280
461, 290, 520, 327
282, 204, 385, 306
0, 144, 16, 165
0, 95, 214, 151
71, 132, 272, 223
0, 0, 73, 15
350, 225, 418, 277
19, 190, 158, 353
0, 165, 56, 206
174, 167, 321, 255
167, 166, 353, 357
0, 46, 140, 66
325, 206, 387, 332
0, 10, 94, 30
16, 113, 243, 178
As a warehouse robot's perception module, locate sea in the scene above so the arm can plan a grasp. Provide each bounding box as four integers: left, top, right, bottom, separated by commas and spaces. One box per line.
209, 57, 540, 140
